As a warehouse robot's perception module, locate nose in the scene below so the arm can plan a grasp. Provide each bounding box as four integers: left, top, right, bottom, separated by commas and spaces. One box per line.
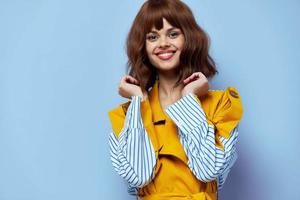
158, 35, 170, 48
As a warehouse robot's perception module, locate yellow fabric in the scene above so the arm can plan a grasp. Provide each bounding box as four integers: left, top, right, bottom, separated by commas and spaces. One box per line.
195, 86, 243, 149
107, 80, 243, 200
142, 192, 216, 200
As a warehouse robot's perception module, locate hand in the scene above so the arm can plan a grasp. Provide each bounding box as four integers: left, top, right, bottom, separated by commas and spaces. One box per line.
182, 72, 209, 97
118, 75, 148, 100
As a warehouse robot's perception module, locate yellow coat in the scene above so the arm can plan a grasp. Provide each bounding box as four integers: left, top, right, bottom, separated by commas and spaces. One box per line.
108, 80, 243, 200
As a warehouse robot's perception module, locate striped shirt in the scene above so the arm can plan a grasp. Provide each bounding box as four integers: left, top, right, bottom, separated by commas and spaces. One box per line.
109, 93, 240, 195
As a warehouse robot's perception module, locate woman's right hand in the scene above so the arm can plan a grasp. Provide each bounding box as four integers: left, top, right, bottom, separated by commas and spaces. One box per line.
118, 75, 147, 100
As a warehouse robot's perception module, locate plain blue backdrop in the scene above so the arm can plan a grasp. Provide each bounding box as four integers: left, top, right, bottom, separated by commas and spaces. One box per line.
1, 0, 299, 199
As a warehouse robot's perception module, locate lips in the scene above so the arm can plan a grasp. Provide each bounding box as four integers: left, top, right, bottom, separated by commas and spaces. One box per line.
156, 50, 176, 61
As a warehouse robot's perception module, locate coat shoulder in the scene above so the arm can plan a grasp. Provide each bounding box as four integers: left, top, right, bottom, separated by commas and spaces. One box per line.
197, 86, 244, 138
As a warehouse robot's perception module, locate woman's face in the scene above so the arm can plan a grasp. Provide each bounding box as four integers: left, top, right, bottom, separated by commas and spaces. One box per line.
145, 18, 185, 74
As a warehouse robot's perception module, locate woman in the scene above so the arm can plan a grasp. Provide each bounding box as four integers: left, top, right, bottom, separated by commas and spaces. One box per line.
108, 0, 243, 199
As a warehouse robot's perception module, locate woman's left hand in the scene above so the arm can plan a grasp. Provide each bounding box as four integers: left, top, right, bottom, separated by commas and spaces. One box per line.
182, 72, 209, 97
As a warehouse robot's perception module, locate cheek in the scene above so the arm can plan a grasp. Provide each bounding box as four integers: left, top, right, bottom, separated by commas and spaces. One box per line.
177, 37, 185, 50
146, 44, 156, 59
178, 43, 184, 51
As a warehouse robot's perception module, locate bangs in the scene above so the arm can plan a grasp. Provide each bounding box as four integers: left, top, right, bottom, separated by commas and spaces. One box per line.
142, 1, 183, 33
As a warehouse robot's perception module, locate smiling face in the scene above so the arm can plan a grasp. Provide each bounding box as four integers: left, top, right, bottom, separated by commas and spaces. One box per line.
145, 18, 185, 75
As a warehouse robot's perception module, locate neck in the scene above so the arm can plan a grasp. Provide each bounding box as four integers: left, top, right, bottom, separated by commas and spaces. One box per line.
157, 71, 183, 100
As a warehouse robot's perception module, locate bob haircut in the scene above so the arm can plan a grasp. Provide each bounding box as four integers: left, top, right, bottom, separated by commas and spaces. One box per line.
126, 0, 218, 91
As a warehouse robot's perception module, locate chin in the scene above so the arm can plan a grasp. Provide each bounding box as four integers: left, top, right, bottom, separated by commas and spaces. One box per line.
153, 60, 180, 71
155, 63, 179, 73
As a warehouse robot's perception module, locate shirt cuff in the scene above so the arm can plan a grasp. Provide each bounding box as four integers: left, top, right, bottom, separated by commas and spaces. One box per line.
124, 95, 143, 129
164, 93, 207, 134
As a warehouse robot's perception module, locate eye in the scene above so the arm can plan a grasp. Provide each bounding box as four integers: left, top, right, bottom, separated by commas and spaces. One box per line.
168, 31, 180, 39
146, 34, 158, 42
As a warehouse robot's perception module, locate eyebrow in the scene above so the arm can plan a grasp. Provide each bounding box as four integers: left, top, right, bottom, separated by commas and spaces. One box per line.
148, 27, 179, 34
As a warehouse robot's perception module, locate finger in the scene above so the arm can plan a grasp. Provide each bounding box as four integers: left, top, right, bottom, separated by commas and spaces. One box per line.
121, 75, 131, 83
125, 76, 135, 84
190, 73, 201, 81
126, 76, 140, 85
184, 73, 197, 84
192, 72, 200, 78
191, 74, 199, 80
196, 72, 205, 79
131, 77, 140, 85
189, 73, 198, 80
183, 77, 189, 84
183, 76, 192, 84
184, 74, 193, 82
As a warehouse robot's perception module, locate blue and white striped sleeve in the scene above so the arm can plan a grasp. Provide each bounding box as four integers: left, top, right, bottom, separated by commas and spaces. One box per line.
108, 96, 157, 189
164, 93, 240, 190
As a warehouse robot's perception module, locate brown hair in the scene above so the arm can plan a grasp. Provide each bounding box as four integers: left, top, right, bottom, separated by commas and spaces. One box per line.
126, 0, 218, 91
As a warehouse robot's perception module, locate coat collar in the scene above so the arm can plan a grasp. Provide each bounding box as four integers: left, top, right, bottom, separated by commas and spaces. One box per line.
148, 79, 168, 125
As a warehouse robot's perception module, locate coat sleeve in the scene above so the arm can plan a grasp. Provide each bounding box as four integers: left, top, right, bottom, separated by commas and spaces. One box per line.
108, 96, 157, 189
164, 87, 243, 190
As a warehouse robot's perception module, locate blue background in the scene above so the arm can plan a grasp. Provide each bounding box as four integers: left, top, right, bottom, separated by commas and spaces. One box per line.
1, 0, 299, 199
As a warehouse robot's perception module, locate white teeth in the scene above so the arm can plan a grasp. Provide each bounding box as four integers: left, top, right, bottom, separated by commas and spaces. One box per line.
158, 52, 174, 57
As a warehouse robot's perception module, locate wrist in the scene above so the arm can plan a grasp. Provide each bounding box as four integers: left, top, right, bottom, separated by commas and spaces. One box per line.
181, 89, 194, 97
131, 88, 143, 98
130, 92, 146, 101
